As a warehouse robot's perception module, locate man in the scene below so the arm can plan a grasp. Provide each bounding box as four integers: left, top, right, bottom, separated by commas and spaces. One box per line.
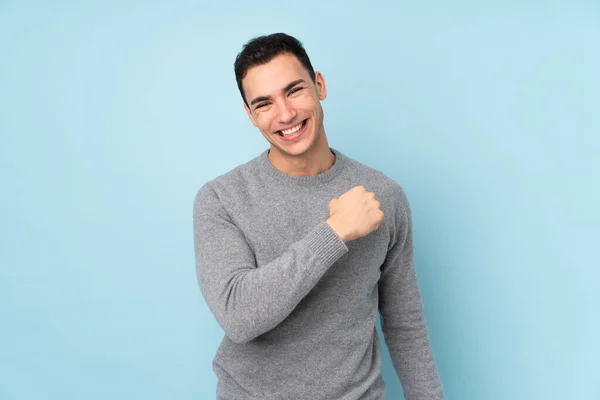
193, 33, 443, 400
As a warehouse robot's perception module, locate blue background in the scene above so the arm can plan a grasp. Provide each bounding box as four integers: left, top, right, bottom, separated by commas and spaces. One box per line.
1, 1, 599, 399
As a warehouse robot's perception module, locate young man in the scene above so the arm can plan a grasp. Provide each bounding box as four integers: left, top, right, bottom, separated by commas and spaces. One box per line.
193, 33, 443, 400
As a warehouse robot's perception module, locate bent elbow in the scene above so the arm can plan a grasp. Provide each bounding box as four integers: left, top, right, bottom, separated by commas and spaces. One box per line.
218, 310, 266, 344
222, 323, 262, 344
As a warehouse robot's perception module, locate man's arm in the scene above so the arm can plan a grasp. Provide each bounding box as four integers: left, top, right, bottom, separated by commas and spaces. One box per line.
193, 182, 348, 344
378, 184, 444, 399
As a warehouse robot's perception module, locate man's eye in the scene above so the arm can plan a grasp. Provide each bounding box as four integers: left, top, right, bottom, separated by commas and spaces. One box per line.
289, 87, 303, 95
256, 103, 268, 109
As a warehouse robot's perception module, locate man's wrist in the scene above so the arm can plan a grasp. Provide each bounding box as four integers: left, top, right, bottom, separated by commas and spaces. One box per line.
326, 218, 348, 243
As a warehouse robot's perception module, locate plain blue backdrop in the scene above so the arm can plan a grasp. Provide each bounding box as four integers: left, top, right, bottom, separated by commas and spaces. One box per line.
1, 1, 599, 399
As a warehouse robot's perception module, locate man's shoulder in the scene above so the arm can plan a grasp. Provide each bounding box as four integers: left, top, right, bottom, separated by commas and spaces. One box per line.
203, 150, 264, 188
342, 151, 408, 203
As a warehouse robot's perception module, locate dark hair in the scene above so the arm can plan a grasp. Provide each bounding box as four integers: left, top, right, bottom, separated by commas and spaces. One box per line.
234, 33, 316, 106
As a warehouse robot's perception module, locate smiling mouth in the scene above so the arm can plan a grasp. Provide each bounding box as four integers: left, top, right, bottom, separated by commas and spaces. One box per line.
277, 119, 307, 136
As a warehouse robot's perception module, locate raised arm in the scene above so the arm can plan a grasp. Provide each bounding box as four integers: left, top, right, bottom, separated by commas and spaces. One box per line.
193, 183, 348, 344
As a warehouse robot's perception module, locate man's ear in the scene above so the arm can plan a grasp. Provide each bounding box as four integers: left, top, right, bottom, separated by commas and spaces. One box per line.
244, 102, 257, 127
315, 71, 327, 101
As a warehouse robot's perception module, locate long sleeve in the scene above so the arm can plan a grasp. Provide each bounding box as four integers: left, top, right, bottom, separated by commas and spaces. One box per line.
193, 182, 349, 344
378, 186, 444, 399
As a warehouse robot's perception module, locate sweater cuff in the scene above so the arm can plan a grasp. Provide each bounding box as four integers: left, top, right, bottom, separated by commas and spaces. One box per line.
305, 221, 349, 268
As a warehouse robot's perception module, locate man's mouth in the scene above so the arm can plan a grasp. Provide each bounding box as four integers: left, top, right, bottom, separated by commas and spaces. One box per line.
277, 119, 307, 137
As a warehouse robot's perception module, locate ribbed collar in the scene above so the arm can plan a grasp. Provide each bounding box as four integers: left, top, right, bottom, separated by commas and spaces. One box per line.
257, 147, 348, 187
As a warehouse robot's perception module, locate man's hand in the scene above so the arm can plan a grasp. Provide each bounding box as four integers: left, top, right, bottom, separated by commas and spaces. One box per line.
326, 185, 384, 243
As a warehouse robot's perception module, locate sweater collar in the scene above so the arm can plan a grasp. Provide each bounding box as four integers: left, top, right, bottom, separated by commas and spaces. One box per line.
258, 147, 348, 187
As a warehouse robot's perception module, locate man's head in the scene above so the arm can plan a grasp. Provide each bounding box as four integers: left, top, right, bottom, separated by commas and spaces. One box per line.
234, 33, 316, 106
234, 33, 328, 160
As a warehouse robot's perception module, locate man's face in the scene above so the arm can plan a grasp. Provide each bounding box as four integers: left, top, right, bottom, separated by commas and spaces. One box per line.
242, 53, 327, 159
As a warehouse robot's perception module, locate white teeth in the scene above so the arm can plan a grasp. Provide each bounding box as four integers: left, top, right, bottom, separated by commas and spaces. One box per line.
281, 121, 304, 135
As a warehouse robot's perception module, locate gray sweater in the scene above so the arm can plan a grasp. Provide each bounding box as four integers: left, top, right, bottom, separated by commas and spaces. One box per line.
193, 147, 443, 400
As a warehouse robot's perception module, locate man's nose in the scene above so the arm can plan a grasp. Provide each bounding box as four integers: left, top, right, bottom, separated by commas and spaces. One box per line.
277, 98, 297, 124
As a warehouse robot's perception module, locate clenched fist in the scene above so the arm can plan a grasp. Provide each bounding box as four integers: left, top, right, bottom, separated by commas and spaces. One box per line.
325, 185, 384, 243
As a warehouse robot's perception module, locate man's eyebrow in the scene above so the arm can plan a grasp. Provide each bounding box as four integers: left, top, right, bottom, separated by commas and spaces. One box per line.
250, 95, 271, 106
283, 79, 306, 92
249, 79, 307, 107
